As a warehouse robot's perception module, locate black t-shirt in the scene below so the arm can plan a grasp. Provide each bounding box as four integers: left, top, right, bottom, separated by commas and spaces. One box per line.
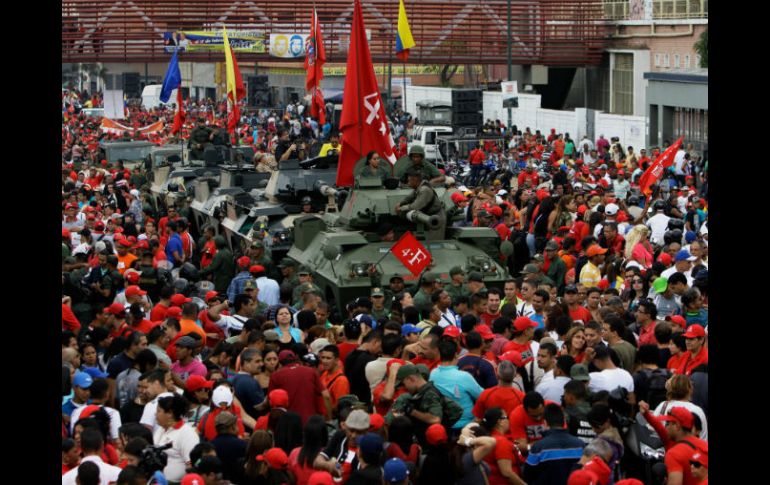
232, 373, 265, 421
346, 465, 383, 485
211, 433, 248, 482
321, 430, 359, 470
344, 349, 378, 405
107, 352, 134, 379
657, 347, 673, 370
120, 400, 145, 424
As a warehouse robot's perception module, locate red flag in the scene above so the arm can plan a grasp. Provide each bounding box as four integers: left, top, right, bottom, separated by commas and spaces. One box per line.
223, 26, 246, 135
638, 136, 684, 196
305, 9, 326, 91
171, 87, 185, 135
311, 87, 326, 125
337, 0, 397, 187
391, 231, 432, 277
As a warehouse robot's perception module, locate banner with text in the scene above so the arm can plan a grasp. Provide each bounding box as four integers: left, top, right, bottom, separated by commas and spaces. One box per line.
163, 31, 266, 53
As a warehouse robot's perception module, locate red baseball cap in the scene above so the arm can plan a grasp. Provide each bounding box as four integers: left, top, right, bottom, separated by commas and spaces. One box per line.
426, 423, 448, 445
104, 302, 127, 316
499, 350, 532, 367
450, 192, 468, 204
567, 469, 600, 485
535, 189, 549, 201
443, 326, 461, 339
474, 324, 495, 340
597, 279, 610, 291
665, 315, 687, 329
582, 456, 611, 485
369, 413, 385, 431
585, 245, 608, 257
657, 252, 672, 266
205, 291, 220, 302
659, 406, 695, 429
489, 206, 503, 218
268, 389, 290, 408
262, 448, 289, 470
165, 307, 183, 319
170, 294, 192, 306
185, 375, 214, 392
125, 270, 141, 283
307, 472, 335, 485
250, 265, 266, 274
62, 228, 71, 239
577, 205, 588, 215
136, 239, 150, 250
682, 324, 706, 339
125, 285, 147, 298
237, 256, 251, 268
181, 474, 205, 485
513, 316, 537, 332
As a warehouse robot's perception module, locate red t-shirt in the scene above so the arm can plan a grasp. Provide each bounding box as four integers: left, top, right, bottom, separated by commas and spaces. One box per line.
150, 303, 169, 323
486, 432, 523, 485
409, 356, 440, 371
568, 305, 592, 325
473, 386, 525, 419
508, 402, 554, 443
373, 380, 407, 416
667, 353, 687, 373
198, 309, 225, 349
675, 348, 708, 376
288, 446, 317, 485
479, 312, 501, 327
470, 148, 485, 165
134, 319, 159, 335
62, 304, 82, 333
198, 406, 246, 441
337, 342, 358, 364
269, 364, 325, 424
200, 240, 217, 269
503, 340, 536, 362
664, 436, 708, 485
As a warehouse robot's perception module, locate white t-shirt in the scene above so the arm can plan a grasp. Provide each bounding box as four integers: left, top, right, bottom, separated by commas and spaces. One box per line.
153, 422, 201, 482
535, 376, 571, 403
661, 266, 694, 286
62, 456, 122, 485
588, 367, 634, 394
140, 391, 174, 431
70, 405, 122, 440
653, 400, 708, 441
256, 276, 280, 306
646, 213, 671, 245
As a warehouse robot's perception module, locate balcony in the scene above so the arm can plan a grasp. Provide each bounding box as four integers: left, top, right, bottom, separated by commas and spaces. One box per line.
603, 0, 708, 21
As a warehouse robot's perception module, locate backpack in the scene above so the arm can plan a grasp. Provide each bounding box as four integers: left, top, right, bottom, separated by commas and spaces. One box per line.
642, 368, 671, 410
424, 383, 464, 428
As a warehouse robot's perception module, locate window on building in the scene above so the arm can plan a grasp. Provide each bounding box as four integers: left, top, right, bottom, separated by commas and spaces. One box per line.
695, 54, 702, 67
674, 54, 680, 68
655, 54, 661, 67
664, 54, 670, 68
685, 55, 691, 69
611, 53, 634, 115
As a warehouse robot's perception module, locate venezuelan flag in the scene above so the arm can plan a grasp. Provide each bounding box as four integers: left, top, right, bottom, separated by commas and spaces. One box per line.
395, 0, 415, 61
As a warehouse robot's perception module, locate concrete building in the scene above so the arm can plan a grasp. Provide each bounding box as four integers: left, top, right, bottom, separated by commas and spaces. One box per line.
645, 68, 707, 155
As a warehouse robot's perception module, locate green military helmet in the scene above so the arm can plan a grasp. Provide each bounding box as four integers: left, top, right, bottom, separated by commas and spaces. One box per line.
408, 145, 425, 157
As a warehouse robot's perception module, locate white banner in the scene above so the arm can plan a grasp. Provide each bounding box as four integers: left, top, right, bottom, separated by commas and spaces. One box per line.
501, 81, 519, 108
269, 34, 308, 58
103, 90, 125, 119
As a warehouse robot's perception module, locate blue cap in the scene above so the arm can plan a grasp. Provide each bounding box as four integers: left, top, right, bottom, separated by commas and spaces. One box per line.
357, 433, 384, 455
674, 249, 696, 263
685, 231, 697, 243
401, 324, 421, 336
355, 313, 376, 329
383, 458, 409, 483
81, 367, 108, 379
73, 371, 94, 389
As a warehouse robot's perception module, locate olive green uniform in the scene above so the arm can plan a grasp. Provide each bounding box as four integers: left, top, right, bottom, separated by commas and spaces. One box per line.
394, 158, 442, 181
398, 180, 447, 241
444, 282, 470, 305
189, 126, 213, 159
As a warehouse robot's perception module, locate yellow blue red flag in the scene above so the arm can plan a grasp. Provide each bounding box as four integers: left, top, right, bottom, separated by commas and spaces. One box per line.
395, 0, 415, 61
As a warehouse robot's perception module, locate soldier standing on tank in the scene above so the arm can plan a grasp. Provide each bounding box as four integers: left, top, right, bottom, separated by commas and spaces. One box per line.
188, 118, 213, 159
395, 169, 447, 241
394, 145, 445, 185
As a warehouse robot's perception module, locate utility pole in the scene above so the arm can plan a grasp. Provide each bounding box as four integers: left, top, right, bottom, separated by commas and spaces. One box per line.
506, 0, 513, 131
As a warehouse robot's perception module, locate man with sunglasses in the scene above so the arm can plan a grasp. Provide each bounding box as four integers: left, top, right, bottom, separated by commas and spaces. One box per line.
634, 300, 659, 347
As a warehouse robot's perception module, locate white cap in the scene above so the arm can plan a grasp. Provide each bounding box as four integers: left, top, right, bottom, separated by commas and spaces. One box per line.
94, 241, 107, 254
445, 176, 455, 186
212, 386, 234, 407
72, 244, 91, 256
130, 189, 140, 198
605, 203, 619, 216
309, 338, 331, 356
458, 185, 469, 193
497, 189, 508, 196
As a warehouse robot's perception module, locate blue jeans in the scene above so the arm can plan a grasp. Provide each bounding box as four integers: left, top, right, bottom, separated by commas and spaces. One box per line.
526, 233, 536, 258
469, 164, 483, 186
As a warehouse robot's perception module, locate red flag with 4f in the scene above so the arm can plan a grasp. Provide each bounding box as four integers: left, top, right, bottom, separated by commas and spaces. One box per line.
638, 136, 684, 196
391, 231, 431, 277
337, 0, 397, 187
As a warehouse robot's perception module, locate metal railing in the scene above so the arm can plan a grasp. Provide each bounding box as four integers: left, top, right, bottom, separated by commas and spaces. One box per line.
603, 0, 708, 20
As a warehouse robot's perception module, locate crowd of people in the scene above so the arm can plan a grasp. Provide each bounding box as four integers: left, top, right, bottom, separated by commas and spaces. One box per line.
62, 87, 708, 485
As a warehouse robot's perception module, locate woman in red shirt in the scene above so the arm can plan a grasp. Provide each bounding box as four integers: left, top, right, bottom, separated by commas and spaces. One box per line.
384, 416, 421, 464
561, 327, 587, 363
288, 416, 328, 485
480, 407, 526, 485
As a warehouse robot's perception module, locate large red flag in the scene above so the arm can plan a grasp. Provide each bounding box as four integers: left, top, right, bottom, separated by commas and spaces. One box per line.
305, 8, 327, 125
337, 0, 397, 187
638, 136, 684, 196
391, 231, 432, 276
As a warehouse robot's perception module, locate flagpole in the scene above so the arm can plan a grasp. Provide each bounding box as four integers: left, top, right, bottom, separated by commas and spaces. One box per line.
402, 60, 407, 115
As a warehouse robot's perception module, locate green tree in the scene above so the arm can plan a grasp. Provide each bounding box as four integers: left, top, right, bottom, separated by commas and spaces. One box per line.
694, 29, 708, 68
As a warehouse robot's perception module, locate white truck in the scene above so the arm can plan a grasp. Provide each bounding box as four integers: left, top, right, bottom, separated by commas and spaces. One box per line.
407, 100, 454, 162
141, 84, 177, 109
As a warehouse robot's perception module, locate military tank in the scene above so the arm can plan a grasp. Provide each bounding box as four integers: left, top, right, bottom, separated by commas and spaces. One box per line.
286, 175, 513, 307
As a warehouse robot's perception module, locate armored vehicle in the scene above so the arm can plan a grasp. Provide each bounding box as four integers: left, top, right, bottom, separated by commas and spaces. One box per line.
98, 141, 155, 170
286, 175, 513, 307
